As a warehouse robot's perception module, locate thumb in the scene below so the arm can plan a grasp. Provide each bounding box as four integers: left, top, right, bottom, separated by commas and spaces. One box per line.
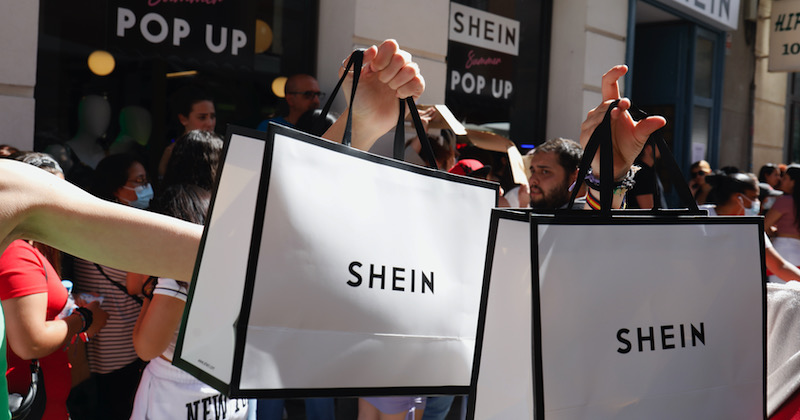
634, 116, 666, 142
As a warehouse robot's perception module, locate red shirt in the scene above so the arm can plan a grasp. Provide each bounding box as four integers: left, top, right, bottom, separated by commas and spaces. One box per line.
0, 240, 71, 420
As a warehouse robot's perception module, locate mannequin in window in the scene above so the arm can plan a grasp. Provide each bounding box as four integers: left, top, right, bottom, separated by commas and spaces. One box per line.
110, 105, 152, 158
66, 94, 112, 169
44, 94, 112, 189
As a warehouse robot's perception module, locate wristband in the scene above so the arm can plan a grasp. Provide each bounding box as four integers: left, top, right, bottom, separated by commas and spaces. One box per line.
586, 188, 628, 210
74, 307, 93, 333
585, 166, 639, 195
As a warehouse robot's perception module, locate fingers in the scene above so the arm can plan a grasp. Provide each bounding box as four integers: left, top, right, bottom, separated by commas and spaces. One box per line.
367, 39, 400, 73
601, 65, 628, 101
580, 100, 613, 147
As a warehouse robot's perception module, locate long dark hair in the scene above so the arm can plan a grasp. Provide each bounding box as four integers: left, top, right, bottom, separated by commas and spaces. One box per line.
758, 163, 778, 183
161, 130, 223, 191
150, 184, 210, 225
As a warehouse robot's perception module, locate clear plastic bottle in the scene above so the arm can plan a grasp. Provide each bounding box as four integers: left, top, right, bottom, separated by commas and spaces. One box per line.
57, 279, 78, 320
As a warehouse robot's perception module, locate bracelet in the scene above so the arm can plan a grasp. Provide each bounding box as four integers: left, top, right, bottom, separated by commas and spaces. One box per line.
74, 307, 93, 334
585, 166, 639, 195
586, 188, 628, 210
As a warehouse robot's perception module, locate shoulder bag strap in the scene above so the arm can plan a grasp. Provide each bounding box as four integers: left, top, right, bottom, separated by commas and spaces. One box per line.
93, 263, 144, 305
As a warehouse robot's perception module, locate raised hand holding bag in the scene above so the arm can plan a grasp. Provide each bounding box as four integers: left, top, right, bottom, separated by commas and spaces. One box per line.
469, 101, 766, 419
173, 49, 497, 398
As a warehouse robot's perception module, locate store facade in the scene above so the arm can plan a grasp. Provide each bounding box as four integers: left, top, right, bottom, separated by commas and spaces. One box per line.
4, 0, 755, 194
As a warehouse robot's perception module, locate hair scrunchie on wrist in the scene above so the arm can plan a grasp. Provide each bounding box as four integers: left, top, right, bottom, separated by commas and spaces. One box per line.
74, 307, 93, 333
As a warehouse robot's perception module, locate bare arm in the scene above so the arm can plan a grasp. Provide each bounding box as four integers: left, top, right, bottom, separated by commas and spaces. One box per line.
132, 293, 185, 361
766, 246, 800, 282
635, 194, 654, 209
1, 159, 202, 281
765, 206, 784, 233
579, 66, 666, 210
3, 296, 106, 360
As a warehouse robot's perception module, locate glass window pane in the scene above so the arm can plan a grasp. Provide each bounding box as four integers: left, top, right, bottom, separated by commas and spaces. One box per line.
694, 37, 713, 98
692, 106, 710, 162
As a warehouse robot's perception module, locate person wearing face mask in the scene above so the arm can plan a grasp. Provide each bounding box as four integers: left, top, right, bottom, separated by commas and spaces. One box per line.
702, 172, 800, 283
63, 153, 152, 419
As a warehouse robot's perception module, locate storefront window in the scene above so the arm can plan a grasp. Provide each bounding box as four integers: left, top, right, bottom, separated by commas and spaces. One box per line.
34, 0, 318, 178
445, 0, 551, 148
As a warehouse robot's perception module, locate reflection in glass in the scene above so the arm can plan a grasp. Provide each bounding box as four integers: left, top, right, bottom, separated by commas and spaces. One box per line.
692, 106, 710, 161
695, 37, 713, 98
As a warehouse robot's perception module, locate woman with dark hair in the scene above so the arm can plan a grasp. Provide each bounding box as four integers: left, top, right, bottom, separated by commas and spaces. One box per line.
131, 184, 251, 419
93, 153, 153, 209
759, 163, 781, 189
69, 153, 152, 419
160, 129, 223, 191
158, 88, 217, 178
704, 172, 800, 283
766, 165, 800, 279
0, 152, 108, 420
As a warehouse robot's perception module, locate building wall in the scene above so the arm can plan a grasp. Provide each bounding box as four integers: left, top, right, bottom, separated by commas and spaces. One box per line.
317, 0, 449, 155
719, 3, 757, 171
753, 0, 788, 168
0, 2, 39, 151
546, 0, 629, 143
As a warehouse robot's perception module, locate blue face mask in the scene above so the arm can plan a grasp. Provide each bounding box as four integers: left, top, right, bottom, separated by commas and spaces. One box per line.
124, 183, 154, 209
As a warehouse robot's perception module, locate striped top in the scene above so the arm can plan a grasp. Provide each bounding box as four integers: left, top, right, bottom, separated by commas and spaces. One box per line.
71, 258, 142, 374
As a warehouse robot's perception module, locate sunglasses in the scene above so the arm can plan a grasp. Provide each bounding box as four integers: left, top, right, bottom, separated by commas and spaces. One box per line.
287, 91, 325, 100
690, 171, 708, 178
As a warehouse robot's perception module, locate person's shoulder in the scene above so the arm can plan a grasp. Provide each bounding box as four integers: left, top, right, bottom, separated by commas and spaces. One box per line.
775, 194, 794, 208
0, 240, 36, 260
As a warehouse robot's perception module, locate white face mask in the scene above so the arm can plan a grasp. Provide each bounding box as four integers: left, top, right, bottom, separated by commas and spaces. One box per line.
739, 194, 760, 216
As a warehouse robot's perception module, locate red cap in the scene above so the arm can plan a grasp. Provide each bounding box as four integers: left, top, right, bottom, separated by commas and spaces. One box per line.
448, 159, 491, 178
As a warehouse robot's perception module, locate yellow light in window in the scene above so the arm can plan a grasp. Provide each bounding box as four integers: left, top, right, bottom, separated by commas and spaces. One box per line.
271, 76, 287, 98
88, 50, 115, 76
255, 19, 273, 54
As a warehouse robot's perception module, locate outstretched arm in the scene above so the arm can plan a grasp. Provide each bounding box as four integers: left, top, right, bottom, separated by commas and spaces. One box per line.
580, 65, 666, 181
0, 159, 202, 281
322, 39, 425, 151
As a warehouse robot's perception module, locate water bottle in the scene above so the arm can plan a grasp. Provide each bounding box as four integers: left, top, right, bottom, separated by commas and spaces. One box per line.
57, 280, 78, 320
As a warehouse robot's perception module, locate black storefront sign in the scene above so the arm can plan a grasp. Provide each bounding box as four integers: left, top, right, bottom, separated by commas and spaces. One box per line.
108, 0, 255, 68
446, 2, 518, 124
448, 43, 514, 101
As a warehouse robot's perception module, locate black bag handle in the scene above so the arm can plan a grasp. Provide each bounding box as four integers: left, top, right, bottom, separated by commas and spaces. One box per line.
567, 100, 699, 213
394, 98, 438, 170
315, 50, 437, 169
316, 49, 363, 147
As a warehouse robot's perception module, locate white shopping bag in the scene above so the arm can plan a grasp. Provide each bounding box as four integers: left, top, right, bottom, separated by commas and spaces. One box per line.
173, 123, 497, 398
469, 210, 766, 419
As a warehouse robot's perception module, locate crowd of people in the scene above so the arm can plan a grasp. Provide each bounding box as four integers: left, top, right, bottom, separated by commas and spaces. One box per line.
0, 38, 795, 420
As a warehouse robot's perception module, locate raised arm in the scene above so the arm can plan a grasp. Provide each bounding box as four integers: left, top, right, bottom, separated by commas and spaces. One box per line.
0, 159, 202, 281
579, 65, 666, 208
580, 65, 666, 179
322, 39, 425, 151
